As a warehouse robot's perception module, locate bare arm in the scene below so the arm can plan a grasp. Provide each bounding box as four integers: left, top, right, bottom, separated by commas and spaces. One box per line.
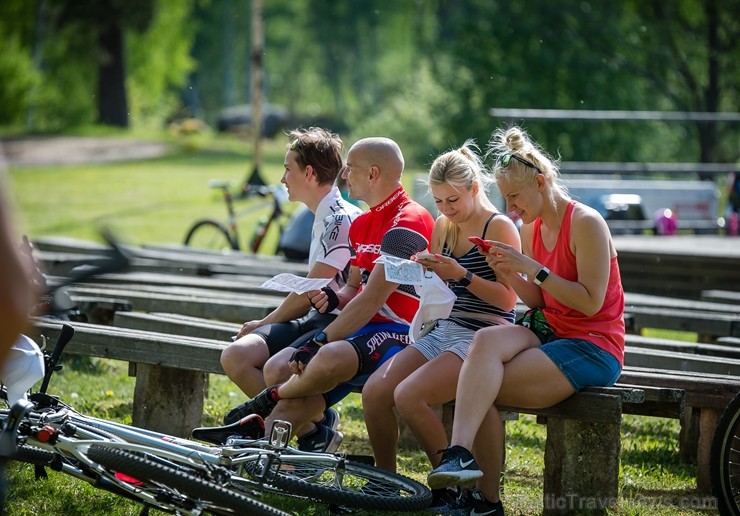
0, 170, 36, 367
489, 207, 613, 315
318, 263, 398, 342
418, 215, 520, 311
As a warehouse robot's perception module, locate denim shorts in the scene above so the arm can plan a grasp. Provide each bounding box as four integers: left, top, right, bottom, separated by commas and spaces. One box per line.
539, 336, 622, 392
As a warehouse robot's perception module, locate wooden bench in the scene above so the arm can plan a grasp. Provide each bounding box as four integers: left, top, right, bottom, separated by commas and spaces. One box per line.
623, 292, 740, 342
613, 235, 740, 299
441, 384, 684, 515
64, 284, 285, 324
30, 318, 686, 515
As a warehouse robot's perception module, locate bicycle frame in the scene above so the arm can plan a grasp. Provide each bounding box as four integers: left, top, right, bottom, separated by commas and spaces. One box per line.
209, 180, 288, 254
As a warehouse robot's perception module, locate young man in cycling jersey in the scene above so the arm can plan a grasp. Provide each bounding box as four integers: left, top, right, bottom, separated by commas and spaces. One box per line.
220, 127, 363, 447
224, 137, 435, 453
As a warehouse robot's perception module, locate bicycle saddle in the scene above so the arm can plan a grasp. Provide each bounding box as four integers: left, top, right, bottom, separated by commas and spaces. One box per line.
191, 413, 265, 445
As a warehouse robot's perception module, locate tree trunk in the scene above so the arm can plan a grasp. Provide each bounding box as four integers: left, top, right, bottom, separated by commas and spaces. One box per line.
97, 20, 129, 127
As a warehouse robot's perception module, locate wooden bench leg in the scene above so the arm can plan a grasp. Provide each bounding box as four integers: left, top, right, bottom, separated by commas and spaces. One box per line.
679, 406, 699, 464
544, 418, 620, 515
696, 407, 720, 494
132, 363, 207, 437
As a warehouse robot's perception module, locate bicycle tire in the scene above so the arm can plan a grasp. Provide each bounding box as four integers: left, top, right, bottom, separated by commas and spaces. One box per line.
184, 220, 238, 251
9, 444, 60, 468
711, 390, 740, 516
241, 453, 431, 512
87, 444, 289, 516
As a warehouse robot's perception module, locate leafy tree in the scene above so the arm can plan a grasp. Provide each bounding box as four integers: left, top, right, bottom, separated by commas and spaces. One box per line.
46, 0, 156, 127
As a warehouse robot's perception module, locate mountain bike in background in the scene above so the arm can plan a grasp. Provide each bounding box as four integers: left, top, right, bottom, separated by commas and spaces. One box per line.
183, 180, 313, 261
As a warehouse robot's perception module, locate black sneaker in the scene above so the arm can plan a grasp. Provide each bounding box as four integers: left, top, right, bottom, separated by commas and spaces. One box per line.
427, 445, 482, 489
296, 423, 344, 453
427, 487, 462, 514
320, 407, 340, 432
223, 385, 280, 425
456, 488, 504, 516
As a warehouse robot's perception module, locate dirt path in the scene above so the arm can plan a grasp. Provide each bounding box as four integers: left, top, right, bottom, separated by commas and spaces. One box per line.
0, 136, 169, 167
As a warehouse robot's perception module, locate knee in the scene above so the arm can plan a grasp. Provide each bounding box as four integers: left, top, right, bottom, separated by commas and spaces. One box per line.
362, 374, 393, 412
393, 382, 417, 418
309, 344, 354, 381
220, 343, 240, 374
263, 356, 290, 385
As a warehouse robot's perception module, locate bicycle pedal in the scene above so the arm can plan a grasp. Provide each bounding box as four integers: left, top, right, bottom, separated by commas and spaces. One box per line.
268, 420, 292, 449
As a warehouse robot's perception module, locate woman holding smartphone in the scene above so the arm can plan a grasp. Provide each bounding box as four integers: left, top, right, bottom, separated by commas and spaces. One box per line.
361, 141, 521, 512
427, 126, 625, 515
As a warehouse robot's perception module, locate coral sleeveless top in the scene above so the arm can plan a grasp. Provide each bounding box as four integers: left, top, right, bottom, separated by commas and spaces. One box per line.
532, 201, 625, 365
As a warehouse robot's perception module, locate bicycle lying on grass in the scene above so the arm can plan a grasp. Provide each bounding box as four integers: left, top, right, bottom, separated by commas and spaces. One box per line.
1, 235, 432, 514
183, 179, 313, 261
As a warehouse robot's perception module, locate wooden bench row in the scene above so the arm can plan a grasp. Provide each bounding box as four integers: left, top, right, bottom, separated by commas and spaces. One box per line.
32, 315, 739, 496
49, 274, 740, 342
33, 234, 740, 302
613, 235, 740, 300
32, 317, 687, 514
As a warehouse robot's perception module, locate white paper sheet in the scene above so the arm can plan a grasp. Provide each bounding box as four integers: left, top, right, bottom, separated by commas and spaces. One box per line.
260, 273, 332, 294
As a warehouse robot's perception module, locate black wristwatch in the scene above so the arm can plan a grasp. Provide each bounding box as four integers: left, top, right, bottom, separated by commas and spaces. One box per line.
457, 270, 474, 287
533, 267, 550, 286
313, 331, 329, 346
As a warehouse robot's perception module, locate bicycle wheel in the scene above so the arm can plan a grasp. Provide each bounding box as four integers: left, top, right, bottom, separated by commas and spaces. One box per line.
240, 452, 432, 512
184, 220, 238, 251
712, 390, 740, 516
87, 444, 289, 516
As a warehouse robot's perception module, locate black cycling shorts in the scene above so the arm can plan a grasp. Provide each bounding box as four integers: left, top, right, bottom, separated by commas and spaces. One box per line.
251, 312, 337, 356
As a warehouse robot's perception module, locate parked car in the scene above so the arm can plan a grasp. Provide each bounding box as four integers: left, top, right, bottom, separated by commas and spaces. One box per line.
216, 104, 292, 138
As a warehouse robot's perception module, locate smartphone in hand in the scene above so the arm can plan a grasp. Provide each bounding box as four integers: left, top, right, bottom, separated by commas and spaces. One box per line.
468, 236, 492, 252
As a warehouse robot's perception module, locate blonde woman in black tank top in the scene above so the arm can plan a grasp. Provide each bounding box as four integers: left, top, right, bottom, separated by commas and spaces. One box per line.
361, 141, 520, 511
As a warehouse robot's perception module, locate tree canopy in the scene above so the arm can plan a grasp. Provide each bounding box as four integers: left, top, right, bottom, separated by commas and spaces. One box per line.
0, 0, 737, 169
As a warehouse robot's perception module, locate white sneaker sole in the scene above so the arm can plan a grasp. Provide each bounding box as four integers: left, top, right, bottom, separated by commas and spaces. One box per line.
427, 468, 483, 490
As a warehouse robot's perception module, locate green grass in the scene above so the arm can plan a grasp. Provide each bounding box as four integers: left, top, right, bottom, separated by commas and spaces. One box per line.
4, 132, 719, 514
7, 133, 293, 250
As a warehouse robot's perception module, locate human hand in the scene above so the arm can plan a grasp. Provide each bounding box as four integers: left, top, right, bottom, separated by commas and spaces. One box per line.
485, 241, 534, 277
416, 253, 465, 282
289, 340, 321, 374
307, 286, 339, 313
236, 319, 263, 339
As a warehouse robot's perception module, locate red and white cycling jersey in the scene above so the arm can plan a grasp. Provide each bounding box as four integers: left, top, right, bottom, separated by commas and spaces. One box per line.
349, 186, 434, 325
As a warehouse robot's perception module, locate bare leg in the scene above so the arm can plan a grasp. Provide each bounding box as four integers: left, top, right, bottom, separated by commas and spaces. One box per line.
220, 334, 270, 398
263, 347, 296, 387
266, 395, 327, 439
363, 347, 427, 471
450, 325, 541, 449
276, 340, 358, 399
395, 352, 462, 468
471, 406, 505, 503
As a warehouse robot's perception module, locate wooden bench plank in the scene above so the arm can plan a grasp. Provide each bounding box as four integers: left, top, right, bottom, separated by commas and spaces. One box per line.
66, 285, 283, 323
624, 345, 740, 376
701, 289, 740, 305
625, 334, 740, 359
114, 311, 239, 341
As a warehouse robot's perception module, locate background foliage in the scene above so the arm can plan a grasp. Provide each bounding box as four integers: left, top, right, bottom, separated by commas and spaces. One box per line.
0, 0, 738, 167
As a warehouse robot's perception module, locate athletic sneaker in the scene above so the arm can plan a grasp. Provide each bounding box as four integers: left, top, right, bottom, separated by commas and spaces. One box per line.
320, 407, 340, 432
427, 487, 462, 514
455, 488, 504, 516
427, 445, 483, 489
223, 385, 280, 425
296, 424, 344, 453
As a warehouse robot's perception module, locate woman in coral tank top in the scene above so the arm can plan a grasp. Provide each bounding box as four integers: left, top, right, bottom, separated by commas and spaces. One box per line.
427, 126, 626, 515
